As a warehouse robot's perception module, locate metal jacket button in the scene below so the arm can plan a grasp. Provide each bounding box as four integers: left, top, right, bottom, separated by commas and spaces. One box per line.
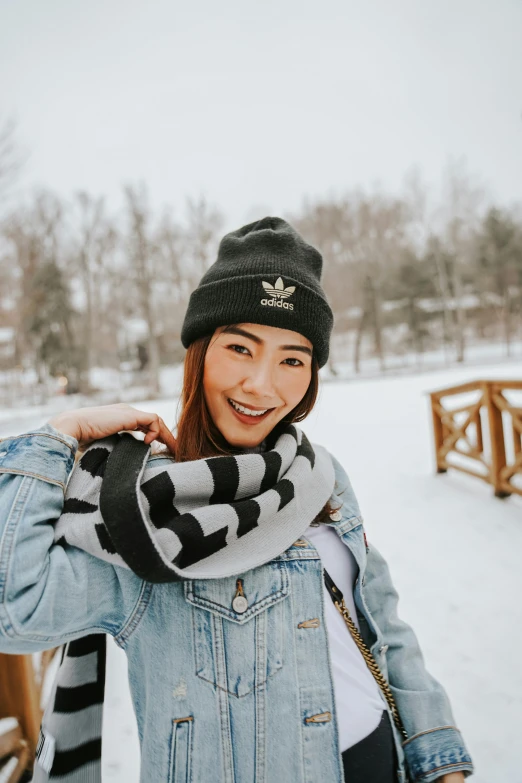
329, 510, 342, 522
232, 595, 248, 613
232, 578, 248, 613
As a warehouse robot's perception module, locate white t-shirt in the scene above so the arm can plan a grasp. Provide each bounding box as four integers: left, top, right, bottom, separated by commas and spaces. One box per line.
304, 522, 385, 752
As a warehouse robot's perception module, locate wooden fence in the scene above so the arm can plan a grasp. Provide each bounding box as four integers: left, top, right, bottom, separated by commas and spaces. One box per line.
429, 380, 522, 497
0, 648, 59, 779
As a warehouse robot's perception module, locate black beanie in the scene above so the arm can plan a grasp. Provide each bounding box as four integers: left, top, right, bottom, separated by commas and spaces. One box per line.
180, 216, 333, 368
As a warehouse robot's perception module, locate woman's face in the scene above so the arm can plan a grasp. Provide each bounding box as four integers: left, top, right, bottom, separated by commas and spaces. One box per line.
203, 323, 313, 448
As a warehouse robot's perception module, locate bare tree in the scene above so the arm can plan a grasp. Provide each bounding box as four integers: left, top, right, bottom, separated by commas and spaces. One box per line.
184, 195, 224, 284
154, 210, 188, 349
292, 191, 412, 374
0, 117, 25, 202
71, 192, 120, 380
123, 183, 161, 394
290, 198, 355, 375
402, 169, 451, 362
435, 157, 488, 362
351, 194, 408, 372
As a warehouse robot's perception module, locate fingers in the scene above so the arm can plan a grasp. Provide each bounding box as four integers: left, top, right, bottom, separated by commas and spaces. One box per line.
133, 409, 177, 455
72, 405, 178, 456
158, 423, 178, 454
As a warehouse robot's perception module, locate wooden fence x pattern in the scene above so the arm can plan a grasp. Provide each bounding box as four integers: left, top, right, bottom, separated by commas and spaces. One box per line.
430, 380, 522, 498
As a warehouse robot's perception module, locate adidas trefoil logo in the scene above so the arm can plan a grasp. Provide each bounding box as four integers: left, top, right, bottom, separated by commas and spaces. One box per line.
260, 277, 296, 310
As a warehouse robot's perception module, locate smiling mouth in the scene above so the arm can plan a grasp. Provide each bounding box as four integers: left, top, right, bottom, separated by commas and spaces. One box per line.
227, 398, 275, 420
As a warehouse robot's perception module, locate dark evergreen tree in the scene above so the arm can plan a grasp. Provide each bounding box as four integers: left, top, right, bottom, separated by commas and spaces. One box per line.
476, 207, 521, 354
26, 259, 85, 386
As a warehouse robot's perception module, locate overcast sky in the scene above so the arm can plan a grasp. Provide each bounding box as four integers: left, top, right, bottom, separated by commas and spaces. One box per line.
1, 0, 521, 229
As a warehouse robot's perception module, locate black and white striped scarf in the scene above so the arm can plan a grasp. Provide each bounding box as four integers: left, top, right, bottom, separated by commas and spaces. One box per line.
33, 423, 335, 781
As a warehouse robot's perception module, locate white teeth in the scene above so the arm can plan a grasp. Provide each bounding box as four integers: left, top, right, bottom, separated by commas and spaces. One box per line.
229, 399, 268, 417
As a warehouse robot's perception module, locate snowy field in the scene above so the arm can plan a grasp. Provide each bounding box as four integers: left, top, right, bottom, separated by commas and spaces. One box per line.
2, 361, 522, 782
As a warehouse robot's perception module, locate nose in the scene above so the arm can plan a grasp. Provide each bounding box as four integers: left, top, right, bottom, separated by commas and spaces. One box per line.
241, 360, 277, 402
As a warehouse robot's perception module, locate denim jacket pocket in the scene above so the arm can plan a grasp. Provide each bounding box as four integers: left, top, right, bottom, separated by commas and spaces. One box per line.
184, 561, 290, 697
168, 715, 194, 783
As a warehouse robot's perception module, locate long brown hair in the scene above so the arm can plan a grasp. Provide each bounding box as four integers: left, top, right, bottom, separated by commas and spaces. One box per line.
160, 326, 340, 524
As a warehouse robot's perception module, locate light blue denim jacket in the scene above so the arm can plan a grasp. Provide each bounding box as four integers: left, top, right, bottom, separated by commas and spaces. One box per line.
0, 423, 474, 783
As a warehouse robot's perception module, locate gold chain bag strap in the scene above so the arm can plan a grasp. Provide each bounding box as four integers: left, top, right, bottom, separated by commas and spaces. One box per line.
323, 568, 408, 741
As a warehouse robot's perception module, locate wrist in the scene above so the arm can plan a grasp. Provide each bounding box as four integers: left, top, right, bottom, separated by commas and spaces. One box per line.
420, 766, 468, 783
48, 414, 81, 442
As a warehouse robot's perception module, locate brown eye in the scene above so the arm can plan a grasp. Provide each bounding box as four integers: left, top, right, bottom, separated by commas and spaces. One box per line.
228, 344, 250, 355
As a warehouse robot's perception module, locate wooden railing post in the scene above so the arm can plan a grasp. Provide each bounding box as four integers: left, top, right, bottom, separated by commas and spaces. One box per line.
430, 393, 447, 473
513, 414, 522, 464
484, 381, 511, 498
0, 653, 41, 770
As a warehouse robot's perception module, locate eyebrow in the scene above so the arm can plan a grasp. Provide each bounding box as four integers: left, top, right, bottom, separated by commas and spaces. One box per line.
222, 326, 313, 356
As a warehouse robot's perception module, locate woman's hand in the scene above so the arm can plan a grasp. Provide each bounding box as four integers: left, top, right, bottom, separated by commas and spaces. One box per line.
48, 403, 178, 454
436, 773, 466, 782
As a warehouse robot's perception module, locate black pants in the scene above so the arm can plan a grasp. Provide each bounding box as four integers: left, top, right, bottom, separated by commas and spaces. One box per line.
341, 711, 398, 783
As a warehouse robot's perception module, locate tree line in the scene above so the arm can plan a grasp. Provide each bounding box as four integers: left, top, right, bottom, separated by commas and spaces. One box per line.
291, 164, 522, 374
0, 118, 521, 399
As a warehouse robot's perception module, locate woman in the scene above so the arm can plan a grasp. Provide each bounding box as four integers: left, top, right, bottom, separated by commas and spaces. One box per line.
0, 217, 473, 782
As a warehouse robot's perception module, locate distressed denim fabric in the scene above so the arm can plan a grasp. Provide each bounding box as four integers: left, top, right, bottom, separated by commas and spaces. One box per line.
401, 726, 475, 782
0, 423, 474, 782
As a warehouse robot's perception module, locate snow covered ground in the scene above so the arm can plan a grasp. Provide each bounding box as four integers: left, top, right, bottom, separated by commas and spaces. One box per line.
2, 360, 521, 782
